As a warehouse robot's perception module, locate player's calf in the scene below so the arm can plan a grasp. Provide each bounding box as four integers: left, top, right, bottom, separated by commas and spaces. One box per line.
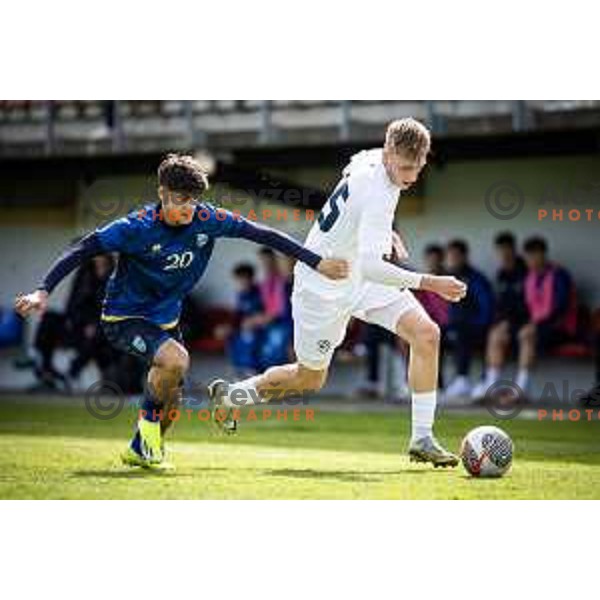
149, 340, 189, 417
243, 363, 327, 404
394, 308, 457, 467
125, 341, 190, 466
208, 363, 328, 432
273, 363, 328, 398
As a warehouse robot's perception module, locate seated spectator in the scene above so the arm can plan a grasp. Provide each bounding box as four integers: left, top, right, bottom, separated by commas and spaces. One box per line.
30, 254, 117, 392
472, 232, 528, 398
581, 310, 600, 406
223, 263, 265, 376
354, 324, 405, 400
416, 243, 449, 328
0, 306, 23, 348
257, 247, 293, 369
67, 255, 116, 382
444, 240, 495, 399
514, 236, 577, 395
278, 254, 296, 360
415, 244, 449, 389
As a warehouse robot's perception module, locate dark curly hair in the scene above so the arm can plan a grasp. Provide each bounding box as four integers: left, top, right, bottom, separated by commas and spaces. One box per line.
523, 236, 548, 255
233, 263, 256, 280
158, 153, 209, 196
448, 239, 469, 256
494, 231, 516, 249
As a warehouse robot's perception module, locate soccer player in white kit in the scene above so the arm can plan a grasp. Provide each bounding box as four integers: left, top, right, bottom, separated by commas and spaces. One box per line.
210, 118, 467, 467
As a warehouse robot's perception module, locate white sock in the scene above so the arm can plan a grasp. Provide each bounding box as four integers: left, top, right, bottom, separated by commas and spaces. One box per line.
412, 390, 437, 441
516, 369, 529, 392
222, 376, 263, 408
486, 367, 500, 384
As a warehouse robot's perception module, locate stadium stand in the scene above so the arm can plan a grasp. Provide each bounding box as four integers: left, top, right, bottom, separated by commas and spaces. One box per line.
2, 100, 600, 157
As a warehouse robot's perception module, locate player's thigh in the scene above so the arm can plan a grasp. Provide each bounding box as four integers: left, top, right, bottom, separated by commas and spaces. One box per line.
292, 287, 353, 371
101, 319, 184, 368
354, 286, 431, 342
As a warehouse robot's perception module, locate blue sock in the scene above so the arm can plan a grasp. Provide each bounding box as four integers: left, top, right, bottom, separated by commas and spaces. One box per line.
130, 429, 143, 455
129, 394, 162, 455
141, 395, 163, 423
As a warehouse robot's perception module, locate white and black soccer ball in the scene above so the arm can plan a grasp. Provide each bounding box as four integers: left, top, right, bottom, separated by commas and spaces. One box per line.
460, 426, 513, 478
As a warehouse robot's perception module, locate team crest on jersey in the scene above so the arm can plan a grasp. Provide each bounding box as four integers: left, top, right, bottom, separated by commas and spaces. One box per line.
196, 234, 209, 247
317, 339, 332, 354
132, 335, 147, 354
151, 244, 162, 254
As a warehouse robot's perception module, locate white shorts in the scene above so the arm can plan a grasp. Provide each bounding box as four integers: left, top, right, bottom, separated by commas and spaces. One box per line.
291, 281, 422, 370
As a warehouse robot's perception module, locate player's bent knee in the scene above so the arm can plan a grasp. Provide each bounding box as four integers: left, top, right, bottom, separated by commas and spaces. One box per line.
154, 340, 190, 375
490, 324, 509, 345
414, 320, 441, 348
518, 324, 535, 343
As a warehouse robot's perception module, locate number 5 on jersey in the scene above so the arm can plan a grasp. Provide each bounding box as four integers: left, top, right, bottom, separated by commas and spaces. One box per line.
318, 181, 349, 232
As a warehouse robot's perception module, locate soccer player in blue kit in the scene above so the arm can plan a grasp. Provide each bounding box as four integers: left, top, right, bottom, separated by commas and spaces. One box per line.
15, 154, 349, 469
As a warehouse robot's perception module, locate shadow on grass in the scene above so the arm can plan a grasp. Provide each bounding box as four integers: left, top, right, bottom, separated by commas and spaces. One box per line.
72, 469, 177, 479
458, 474, 509, 482
264, 467, 445, 483
71, 467, 229, 479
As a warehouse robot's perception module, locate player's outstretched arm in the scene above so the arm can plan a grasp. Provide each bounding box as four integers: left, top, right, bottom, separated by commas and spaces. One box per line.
420, 274, 467, 303
14, 232, 104, 318
232, 218, 349, 280
354, 190, 464, 298
14, 289, 49, 318
358, 252, 466, 302
15, 213, 140, 318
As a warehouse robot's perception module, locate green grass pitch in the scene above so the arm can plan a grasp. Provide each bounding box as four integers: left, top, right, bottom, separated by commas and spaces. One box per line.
1, 397, 600, 499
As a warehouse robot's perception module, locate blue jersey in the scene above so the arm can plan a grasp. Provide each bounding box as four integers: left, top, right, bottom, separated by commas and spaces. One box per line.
40, 202, 322, 328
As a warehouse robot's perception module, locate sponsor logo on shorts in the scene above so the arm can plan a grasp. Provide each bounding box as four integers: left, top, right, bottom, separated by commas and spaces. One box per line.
132, 335, 147, 354
317, 339, 332, 354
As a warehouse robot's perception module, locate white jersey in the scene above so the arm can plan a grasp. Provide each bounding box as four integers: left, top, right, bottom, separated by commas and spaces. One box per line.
291, 148, 426, 370
295, 148, 401, 303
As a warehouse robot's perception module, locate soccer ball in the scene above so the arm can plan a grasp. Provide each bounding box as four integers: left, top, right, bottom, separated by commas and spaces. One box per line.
460, 426, 513, 478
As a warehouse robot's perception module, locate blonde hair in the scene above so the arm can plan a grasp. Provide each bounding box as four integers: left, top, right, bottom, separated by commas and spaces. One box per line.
385, 118, 431, 161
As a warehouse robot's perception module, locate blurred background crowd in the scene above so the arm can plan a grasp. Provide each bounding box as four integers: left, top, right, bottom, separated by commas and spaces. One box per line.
3, 230, 598, 405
